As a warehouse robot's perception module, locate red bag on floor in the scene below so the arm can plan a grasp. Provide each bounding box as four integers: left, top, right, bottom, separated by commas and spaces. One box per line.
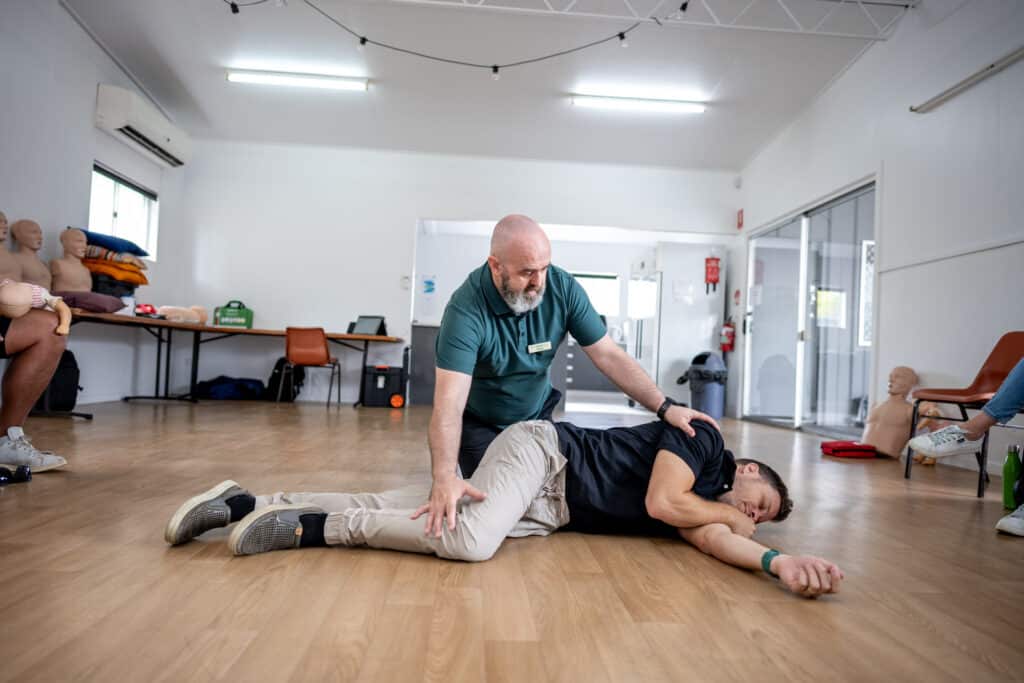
821, 440, 878, 458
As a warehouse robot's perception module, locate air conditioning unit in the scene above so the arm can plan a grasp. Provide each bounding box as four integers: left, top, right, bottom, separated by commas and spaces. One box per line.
94, 84, 192, 168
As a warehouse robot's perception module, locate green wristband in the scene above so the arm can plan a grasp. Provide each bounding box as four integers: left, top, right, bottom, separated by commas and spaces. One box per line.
761, 549, 781, 578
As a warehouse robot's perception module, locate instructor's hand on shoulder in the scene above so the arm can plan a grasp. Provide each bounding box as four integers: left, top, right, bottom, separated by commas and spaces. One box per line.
411, 475, 487, 538
664, 405, 720, 437
773, 555, 844, 598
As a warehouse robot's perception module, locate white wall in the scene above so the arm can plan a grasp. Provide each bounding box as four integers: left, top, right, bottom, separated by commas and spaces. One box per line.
176, 140, 739, 402
0, 0, 189, 405
735, 0, 1024, 472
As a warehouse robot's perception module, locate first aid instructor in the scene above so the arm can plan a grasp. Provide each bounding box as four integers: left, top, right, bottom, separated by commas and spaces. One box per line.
413, 214, 720, 536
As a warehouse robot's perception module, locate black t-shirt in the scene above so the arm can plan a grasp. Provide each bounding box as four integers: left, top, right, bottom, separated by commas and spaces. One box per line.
554, 419, 736, 536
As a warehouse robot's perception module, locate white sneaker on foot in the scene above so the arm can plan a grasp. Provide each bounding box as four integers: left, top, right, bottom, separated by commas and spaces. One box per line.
907, 425, 982, 458
996, 505, 1024, 536
0, 427, 67, 472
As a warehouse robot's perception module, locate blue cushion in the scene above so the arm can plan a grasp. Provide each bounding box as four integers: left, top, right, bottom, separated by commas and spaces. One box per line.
77, 228, 149, 257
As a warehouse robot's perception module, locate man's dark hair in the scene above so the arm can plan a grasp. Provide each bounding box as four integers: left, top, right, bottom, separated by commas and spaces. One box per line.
734, 458, 793, 522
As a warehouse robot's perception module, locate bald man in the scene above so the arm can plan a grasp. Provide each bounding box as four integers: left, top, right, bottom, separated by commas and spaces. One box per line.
416, 214, 719, 537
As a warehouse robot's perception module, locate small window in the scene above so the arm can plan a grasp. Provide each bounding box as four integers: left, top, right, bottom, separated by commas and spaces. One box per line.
572, 272, 621, 317
88, 165, 159, 259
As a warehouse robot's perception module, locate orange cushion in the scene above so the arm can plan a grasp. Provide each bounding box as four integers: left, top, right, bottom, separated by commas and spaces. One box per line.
83, 259, 149, 286
84, 246, 148, 270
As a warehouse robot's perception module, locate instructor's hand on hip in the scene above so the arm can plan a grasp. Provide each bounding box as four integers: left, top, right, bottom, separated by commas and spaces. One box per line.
412, 475, 487, 538
664, 405, 720, 437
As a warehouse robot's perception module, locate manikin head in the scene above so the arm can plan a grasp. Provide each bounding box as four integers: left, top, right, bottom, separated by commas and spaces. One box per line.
887, 366, 918, 398
0, 280, 37, 319
487, 214, 551, 315
60, 228, 88, 259
0, 211, 8, 242
11, 219, 43, 251
716, 457, 793, 524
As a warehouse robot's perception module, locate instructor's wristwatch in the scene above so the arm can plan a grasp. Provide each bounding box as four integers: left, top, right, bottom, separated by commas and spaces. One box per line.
656, 397, 677, 422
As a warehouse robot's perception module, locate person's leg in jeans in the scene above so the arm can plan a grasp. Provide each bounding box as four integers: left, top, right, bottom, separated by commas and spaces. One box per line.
989, 358, 1024, 535
909, 358, 1024, 456
230, 421, 568, 560
966, 357, 1024, 438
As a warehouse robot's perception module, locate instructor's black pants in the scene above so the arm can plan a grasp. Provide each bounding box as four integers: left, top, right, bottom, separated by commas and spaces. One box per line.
457, 388, 562, 479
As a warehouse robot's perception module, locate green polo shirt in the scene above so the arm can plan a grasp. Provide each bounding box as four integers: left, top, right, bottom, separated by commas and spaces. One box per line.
435, 263, 606, 427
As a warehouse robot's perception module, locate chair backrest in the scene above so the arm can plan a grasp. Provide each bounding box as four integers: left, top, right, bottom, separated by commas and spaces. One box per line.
285, 327, 330, 366
968, 331, 1024, 393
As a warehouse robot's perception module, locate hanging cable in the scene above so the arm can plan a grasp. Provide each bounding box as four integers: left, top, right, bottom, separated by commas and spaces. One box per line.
222, 0, 271, 12
299, 0, 643, 73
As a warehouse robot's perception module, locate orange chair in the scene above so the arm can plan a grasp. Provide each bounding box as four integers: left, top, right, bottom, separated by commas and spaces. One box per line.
278, 327, 342, 407
905, 331, 1024, 496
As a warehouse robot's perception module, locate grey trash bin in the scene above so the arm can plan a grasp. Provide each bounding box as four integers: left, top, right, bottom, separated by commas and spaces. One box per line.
677, 352, 728, 420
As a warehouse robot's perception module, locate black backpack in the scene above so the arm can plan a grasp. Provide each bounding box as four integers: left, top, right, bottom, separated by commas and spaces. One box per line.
194, 376, 266, 400
35, 350, 82, 412
265, 357, 305, 402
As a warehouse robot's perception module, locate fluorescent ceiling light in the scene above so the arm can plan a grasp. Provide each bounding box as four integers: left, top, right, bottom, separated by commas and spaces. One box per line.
226, 69, 368, 91
571, 95, 705, 114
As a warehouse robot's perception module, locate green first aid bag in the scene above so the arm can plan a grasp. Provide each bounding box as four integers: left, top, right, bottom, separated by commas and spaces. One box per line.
214, 300, 254, 329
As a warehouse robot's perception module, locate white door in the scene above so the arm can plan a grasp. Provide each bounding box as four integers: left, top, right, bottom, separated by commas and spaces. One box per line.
655, 243, 727, 403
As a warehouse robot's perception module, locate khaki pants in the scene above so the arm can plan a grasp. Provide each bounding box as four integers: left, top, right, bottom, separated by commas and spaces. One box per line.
253, 421, 569, 562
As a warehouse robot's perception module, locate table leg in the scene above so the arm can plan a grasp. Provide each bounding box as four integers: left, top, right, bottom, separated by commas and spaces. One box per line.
125, 326, 193, 403
164, 328, 173, 398
189, 330, 201, 401
154, 328, 163, 396
353, 341, 369, 408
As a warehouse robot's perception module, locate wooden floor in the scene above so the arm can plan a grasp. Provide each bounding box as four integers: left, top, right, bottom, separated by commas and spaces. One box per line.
1, 402, 1023, 682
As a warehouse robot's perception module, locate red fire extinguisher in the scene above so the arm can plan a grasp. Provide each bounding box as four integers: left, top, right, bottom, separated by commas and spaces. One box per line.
720, 318, 736, 353
705, 256, 721, 294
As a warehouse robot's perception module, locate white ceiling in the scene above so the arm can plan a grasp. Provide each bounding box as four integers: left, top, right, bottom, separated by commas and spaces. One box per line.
64, 0, 896, 169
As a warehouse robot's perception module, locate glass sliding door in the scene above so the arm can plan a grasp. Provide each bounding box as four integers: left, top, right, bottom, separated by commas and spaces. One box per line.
627, 271, 662, 383
742, 218, 802, 426
799, 188, 875, 436
742, 185, 875, 435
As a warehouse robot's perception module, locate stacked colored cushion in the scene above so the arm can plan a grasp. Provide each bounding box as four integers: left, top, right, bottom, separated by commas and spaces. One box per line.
77, 228, 149, 257
85, 245, 147, 270
52, 290, 126, 314
83, 259, 149, 286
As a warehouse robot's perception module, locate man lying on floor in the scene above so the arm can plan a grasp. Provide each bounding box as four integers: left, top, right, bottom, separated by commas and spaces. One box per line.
166, 419, 844, 598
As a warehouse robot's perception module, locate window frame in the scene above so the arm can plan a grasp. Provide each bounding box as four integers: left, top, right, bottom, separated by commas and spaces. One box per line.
571, 271, 622, 317
89, 163, 160, 259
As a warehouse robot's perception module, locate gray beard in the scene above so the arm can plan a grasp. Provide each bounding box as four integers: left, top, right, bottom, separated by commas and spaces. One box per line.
500, 274, 545, 315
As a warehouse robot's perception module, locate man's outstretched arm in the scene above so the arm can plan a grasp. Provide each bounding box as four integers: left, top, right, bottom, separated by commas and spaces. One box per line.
679, 524, 844, 598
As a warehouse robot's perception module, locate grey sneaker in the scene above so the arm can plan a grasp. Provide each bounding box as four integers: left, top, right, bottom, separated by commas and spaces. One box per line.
908, 425, 982, 458
995, 505, 1024, 537
0, 427, 67, 472
164, 480, 251, 545
228, 504, 324, 556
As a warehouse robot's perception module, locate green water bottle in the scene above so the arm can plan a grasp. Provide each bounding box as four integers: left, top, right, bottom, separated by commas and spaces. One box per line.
1004, 445, 1022, 510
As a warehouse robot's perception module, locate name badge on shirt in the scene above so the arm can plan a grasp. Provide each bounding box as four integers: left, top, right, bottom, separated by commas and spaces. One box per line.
527, 341, 552, 354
